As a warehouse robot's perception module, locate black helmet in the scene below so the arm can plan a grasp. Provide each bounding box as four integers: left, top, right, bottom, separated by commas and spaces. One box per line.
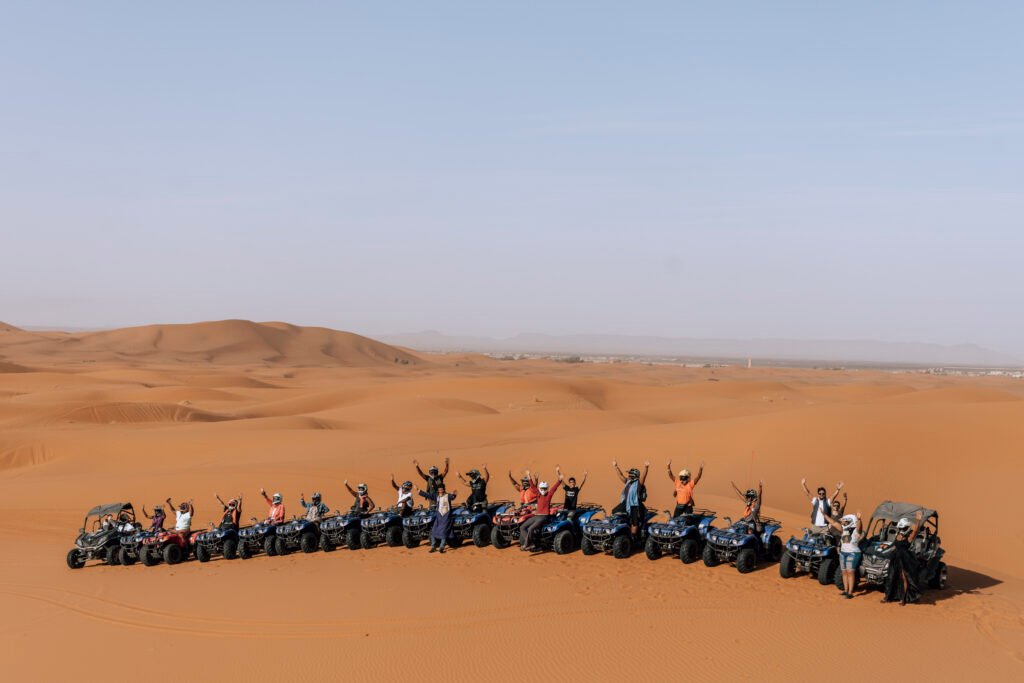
468, 469, 480, 478
402, 480, 413, 489
628, 468, 640, 478
745, 488, 757, 499
521, 477, 530, 485
311, 492, 322, 502
428, 465, 439, 475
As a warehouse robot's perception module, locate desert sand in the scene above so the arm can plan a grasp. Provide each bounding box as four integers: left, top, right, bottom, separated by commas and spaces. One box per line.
1, 320, 1022, 681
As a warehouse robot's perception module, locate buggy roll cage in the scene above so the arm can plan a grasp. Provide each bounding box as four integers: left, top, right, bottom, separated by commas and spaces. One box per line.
82, 503, 135, 531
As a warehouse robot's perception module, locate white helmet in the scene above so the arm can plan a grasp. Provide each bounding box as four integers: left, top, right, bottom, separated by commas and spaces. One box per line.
896, 517, 912, 533
841, 514, 857, 529
538, 481, 549, 491
679, 469, 691, 478
272, 492, 282, 504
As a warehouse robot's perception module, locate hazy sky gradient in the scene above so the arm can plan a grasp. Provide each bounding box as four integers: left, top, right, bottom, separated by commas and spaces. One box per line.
3, 3, 1023, 353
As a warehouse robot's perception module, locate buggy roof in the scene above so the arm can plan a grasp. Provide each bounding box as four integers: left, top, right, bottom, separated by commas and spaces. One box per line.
85, 502, 134, 517
870, 501, 937, 523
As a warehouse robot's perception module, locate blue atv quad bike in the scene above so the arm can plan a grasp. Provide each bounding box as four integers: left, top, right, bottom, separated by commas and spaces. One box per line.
237, 518, 279, 559
274, 516, 323, 555
780, 528, 839, 584
402, 506, 436, 548
450, 501, 512, 548
644, 508, 717, 563
703, 517, 784, 573
360, 507, 405, 549
117, 528, 156, 566
534, 504, 602, 554
580, 508, 658, 559
318, 511, 363, 551
193, 524, 242, 563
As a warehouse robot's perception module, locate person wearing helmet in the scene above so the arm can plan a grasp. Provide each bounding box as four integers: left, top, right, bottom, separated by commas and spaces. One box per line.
519, 466, 565, 551
344, 480, 375, 515
457, 464, 490, 511
562, 470, 588, 517
612, 460, 650, 540
801, 478, 844, 533
666, 459, 704, 517
390, 476, 416, 517
413, 456, 449, 502
259, 488, 286, 524
166, 497, 194, 537
299, 492, 328, 522
730, 481, 764, 534
142, 504, 166, 531
826, 511, 863, 599
508, 469, 539, 506
214, 492, 243, 531
882, 510, 925, 605
416, 481, 458, 553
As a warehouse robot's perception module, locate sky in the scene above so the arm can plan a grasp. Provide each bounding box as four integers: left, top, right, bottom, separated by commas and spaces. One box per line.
2, 2, 1023, 354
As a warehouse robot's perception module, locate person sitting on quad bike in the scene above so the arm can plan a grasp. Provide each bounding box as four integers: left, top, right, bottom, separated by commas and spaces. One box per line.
413, 456, 449, 503
390, 476, 416, 517
826, 511, 863, 599
457, 465, 490, 511
801, 477, 844, 533
416, 482, 458, 554
612, 460, 650, 540
519, 466, 564, 551
167, 497, 194, 535
344, 481, 376, 514
562, 470, 588, 517
666, 459, 704, 517
508, 469, 539, 506
300, 492, 329, 521
730, 481, 764, 533
881, 511, 925, 605
142, 504, 166, 531
259, 488, 286, 524
214, 493, 243, 531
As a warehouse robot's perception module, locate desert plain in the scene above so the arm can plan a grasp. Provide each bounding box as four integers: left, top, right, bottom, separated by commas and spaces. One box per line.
0, 320, 1022, 681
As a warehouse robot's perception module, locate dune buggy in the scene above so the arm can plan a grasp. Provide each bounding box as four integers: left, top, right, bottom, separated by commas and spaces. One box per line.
533, 504, 603, 554
780, 527, 839, 584
836, 501, 947, 593
273, 516, 323, 555
580, 509, 658, 559
360, 508, 405, 549
402, 507, 437, 548
644, 508, 717, 563
66, 502, 139, 569
702, 517, 783, 573
139, 529, 194, 566
450, 500, 512, 548
318, 511, 363, 551
237, 518, 279, 559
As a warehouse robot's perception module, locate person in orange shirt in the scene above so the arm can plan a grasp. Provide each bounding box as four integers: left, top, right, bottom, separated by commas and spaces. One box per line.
259, 488, 286, 524
666, 459, 704, 517
508, 469, 539, 506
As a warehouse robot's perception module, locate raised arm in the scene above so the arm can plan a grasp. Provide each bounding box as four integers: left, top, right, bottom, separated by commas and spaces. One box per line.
457, 471, 468, 485
413, 459, 427, 481
693, 461, 705, 486
757, 481, 764, 504
259, 487, 272, 504
831, 481, 844, 502
526, 469, 536, 487
343, 480, 357, 497
482, 465, 490, 483
555, 465, 564, 482
907, 510, 925, 542
612, 460, 626, 483
215, 493, 226, 509
800, 478, 812, 500
666, 460, 675, 484
390, 475, 399, 491
186, 500, 194, 515
730, 482, 745, 502
442, 456, 450, 478
508, 470, 518, 489
640, 461, 650, 486
578, 471, 589, 491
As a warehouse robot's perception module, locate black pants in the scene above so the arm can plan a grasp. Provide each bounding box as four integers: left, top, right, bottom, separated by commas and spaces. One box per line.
673, 504, 694, 518
519, 515, 549, 548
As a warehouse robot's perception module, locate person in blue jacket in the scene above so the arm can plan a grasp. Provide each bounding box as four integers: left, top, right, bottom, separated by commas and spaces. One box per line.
416, 482, 458, 554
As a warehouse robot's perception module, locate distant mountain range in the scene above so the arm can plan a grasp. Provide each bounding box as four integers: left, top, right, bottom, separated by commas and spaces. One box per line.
380, 330, 1022, 368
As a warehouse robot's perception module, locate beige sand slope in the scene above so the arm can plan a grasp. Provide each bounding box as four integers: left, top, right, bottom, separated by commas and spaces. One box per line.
0, 322, 1021, 681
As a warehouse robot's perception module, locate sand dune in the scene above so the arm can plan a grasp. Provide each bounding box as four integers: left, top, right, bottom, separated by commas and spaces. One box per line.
1, 324, 1022, 681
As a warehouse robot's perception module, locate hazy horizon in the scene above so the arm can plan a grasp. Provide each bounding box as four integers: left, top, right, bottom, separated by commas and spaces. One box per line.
3, 4, 1023, 354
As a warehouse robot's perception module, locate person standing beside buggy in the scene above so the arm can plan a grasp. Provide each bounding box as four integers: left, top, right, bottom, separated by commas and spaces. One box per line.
416, 482, 458, 554
344, 481, 375, 515
612, 460, 650, 540
390, 476, 416, 517
457, 465, 490, 511
259, 488, 286, 524
413, 456, 449, 504
826, 512, 863, 599
214, 493, 243, 531
666, 459, 704, 517
800, 478, 844, 533
882, 511, 925, 605
519, 467, 564, 551
299, 492, 329, 521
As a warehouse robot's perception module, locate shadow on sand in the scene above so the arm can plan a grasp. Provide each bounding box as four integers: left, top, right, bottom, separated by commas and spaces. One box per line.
917, 565, 1002, 605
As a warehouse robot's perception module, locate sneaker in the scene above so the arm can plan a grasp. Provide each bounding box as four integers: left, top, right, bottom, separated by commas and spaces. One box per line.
439, 547, 446, 554
429, 547, 437, 553
843, 593, 853, 600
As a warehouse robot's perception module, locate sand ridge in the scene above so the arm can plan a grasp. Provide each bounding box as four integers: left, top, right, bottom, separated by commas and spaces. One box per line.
0, 321, 1022, 680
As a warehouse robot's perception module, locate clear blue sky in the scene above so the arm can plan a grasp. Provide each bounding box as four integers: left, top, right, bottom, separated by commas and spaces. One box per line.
3, 2, 1022, 353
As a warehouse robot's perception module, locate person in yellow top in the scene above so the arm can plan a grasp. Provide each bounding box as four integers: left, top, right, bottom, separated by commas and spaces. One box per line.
666, 460, 704, 517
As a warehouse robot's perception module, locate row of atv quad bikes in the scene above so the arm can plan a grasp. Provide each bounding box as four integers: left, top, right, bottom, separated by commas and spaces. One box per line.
67, 500, 948, 596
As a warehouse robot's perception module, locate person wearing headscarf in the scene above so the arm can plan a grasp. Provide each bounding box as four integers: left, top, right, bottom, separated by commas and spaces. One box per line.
416, 482, 458, 554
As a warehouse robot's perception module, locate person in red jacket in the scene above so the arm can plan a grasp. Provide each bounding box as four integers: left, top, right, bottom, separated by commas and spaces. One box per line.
259, 487, 285, 524
519, 466, 564, 551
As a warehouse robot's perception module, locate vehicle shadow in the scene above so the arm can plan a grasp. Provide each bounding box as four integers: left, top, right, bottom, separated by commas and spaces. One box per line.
917, 565, 1002, 605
